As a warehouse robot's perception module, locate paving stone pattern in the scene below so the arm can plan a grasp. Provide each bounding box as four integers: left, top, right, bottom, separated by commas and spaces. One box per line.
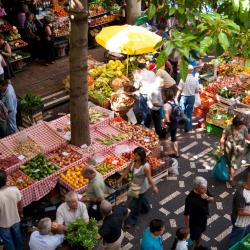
121, 129, 249, 250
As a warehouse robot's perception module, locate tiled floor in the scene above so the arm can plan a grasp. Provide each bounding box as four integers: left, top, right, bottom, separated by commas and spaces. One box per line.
120, 129, 249, 250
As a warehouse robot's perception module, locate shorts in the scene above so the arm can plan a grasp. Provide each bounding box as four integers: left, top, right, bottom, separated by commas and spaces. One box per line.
169, 123, 178, 142
190, 224, 207, 241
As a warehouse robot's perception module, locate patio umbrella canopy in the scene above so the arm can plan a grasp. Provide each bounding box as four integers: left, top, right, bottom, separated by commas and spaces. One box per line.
96, 24, 162, 55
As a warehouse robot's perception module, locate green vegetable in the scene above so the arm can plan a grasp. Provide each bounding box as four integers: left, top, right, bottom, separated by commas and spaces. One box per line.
20, 154, 59, 180
20, 94, 42, 110
65, 218, 98, 250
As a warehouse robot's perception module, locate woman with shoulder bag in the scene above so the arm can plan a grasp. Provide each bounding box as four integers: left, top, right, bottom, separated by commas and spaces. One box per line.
220, 116, 250, 185
118, 147, 158, 229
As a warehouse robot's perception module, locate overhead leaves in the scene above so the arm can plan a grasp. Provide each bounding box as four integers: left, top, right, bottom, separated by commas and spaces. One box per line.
156, 51, 167, 69
169, 7, 176, 16
218, 32, 230, 51
147, 4, 156, 20
200, 36, 213, 55
232, 0, 240, 12
164, 42, 174, 58
245, 59, 250, 67
179, 60, 189, 81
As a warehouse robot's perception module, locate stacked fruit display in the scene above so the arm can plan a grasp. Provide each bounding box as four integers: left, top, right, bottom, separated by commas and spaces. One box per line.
0, 23, 12, 32
88, 60, 126, 103
8, 170, 34, 190
53, 19, 69, 37
96, 162, 114, 175
52, 4, 68, 17
20, 154, 59, 181
121, 152, 133, 161
15, 137, 42, 158
147, 156, 162, 170
60, 163, 88, 190
89, 4, 106, 16
89, 107, 109, 124
6, 32, 21, 42
0, 155, 19, 170
48, 146, 82, 168
206, 104, 234, 128
218, 64, 245, 75
103, 156, 125, 169
241, 96, 250, 105
88, 15, 115, 27
9, 39, 28, 49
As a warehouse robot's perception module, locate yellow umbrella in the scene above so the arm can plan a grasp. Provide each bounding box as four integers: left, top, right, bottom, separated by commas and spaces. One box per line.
96, 24, 162, 55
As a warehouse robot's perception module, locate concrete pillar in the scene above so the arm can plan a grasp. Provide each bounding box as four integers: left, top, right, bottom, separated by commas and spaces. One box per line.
126, 0, 141, 24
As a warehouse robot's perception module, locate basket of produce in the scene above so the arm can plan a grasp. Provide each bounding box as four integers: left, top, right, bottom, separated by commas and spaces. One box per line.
206, 103, 234, 129
147, 156, 168, 177
59, 162, 89, 192
110, 92, 135, 112
110, 75, 132, 92
47, 145, 83, 169
20, 154, 59, 181
8, 170, 34, 191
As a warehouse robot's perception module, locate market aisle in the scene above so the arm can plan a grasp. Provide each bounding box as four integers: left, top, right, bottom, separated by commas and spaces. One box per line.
120, 128, 249, 250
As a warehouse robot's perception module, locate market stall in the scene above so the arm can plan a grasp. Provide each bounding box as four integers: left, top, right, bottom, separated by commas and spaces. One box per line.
195, 55, 250, 135
0, 103, 168, 207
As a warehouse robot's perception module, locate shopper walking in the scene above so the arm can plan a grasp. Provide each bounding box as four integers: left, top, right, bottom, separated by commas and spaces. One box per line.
29, 218, 64, 250
229, 172, 250, 247
42, 17, 55, 66
177, 65, 200, 132
0, 170, 23, 250
162, 86, 180, 157
99, 200, 129, 250
0, 34, 14, 84
184, 176, 214, 250
171, 227, 189, 250
118, 147, 158, 228
141, 219, 164, 250
220, 116, 250, 184
0, 80, 18, 135
82, 166, 107, 221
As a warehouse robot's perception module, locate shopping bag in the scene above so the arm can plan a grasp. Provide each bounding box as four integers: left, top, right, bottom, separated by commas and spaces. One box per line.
211, 156, 229, 182
194, 93, 201, 107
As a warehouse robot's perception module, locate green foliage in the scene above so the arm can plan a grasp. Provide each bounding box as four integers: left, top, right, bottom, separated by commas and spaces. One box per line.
20, 94, 42, 110
65, 218, 98, 250
147, 0, 249, 80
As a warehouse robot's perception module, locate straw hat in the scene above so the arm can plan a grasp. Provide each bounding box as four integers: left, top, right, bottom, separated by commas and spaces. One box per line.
156, 69, 176, 88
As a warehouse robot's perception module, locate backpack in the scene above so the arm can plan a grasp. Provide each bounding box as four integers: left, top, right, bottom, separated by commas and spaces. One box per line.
167, 101, 187, 126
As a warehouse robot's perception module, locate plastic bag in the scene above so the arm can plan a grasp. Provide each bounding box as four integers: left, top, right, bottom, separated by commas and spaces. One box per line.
194, 93, 201, 107
211, 156, 229, 182
169, 158, 179, 175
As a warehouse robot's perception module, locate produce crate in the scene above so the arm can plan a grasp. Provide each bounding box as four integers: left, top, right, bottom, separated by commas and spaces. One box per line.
229, 103, 250, 125
206, 122, 223, 137
216, 94, 236, 106
229, 233, 250, 250
151, 161, 170, 177
21, 111, 43, 128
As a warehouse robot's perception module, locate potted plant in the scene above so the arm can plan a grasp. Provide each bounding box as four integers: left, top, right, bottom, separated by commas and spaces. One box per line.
65, 218, 98, 250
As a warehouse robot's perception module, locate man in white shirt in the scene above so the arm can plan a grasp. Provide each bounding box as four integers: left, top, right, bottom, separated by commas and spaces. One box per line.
177, 65, 199, 132
29, 218, 64, 250
0, 170, 23, 250
56, 191, 89, 232
147, 76, 165, 138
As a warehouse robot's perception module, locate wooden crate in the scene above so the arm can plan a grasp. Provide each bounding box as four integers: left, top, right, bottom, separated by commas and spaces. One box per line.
21, 112, 43, 128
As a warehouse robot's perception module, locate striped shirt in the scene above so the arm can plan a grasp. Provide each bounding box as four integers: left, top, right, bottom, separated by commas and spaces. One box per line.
178, 74, 199, 96
235, 188, 250, 227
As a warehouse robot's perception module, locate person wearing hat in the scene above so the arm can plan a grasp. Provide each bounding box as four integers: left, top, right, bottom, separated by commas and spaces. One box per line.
176, 64, 200, 132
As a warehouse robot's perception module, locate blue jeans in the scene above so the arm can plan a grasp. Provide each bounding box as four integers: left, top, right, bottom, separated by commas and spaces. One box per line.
0, 223, 23, 250
180, 95, 195, 131
125, 193, 150, 227
139, 94, 151, 127
229, 225, 250, 248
